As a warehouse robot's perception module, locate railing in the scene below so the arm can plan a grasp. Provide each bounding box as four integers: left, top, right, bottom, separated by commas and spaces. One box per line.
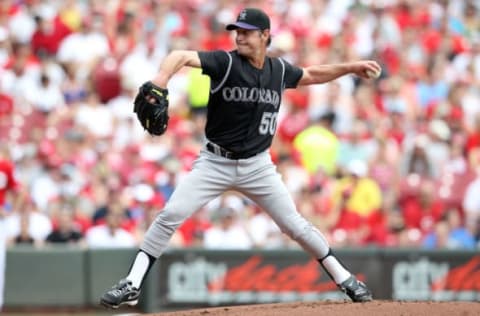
4, 246, 480, 312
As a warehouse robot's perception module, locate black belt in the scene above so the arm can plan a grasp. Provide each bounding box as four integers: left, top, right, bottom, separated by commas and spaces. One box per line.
206, 142, 256, 160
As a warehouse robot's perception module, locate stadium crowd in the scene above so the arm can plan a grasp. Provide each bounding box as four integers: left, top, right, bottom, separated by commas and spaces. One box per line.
1, 0, 480, 250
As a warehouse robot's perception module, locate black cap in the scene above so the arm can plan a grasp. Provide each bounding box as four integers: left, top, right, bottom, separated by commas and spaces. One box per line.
226, 8, 270, 31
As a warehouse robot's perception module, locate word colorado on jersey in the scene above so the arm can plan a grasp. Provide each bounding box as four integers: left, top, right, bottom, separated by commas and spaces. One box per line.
221, 86, 281, 108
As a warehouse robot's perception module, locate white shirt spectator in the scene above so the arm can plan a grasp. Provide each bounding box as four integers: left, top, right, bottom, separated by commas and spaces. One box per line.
30, 173, 60, 212
1, 67, 40, 104
203, 208, 252, 249
203, 225, 253, 249
85, 225, 136, 248
25, 76, 65, 113
8, 7, 36, 43
119, 44, 163, 91
463, 175, 480, 225
57, 31, 109, 66
106, 94, 136, 121
247, 213, 285, 248
75, 101, 114, 138
5, 211, 52, 241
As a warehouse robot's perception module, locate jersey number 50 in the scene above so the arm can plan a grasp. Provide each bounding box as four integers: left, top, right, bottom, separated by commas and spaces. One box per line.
259, 112, 278, 136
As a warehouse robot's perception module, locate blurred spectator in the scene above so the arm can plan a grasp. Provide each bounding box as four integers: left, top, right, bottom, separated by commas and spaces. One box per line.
463, 157, 480, 227
178, 207, 211, 247
293, 111, 339, 175
119, 37, 163, 92
30, 165, 63, 212
277, 89, 310, 144
330, 159, 382, 246
74, 91, 114, 138
11, 214, 36, 245
400, 179, 445, 236
310, 81, 354, 135
7, 1, 37, 44
25, 71, 65, 114
422, 208, 476, 249
85, 206, 136, 249
186, 68, 210, 115
31, 13, 71, 58
46, 208, 84, 245
368, 136, 400, 196
422, 220, 450, 249
334, 159, 382, 218
401, 134, 434, 178
92, 194, 136, 234
338, 119, 376, 168
381, 76, 412, 119
1, 42, 40, 103
56, 14, 109, 75
60, 61, 88, 105
203, 207, 252, 250
0, 145, 19, 311
415, 57, 449, 110
424, 119, 451, 178
444, 208, 476, 249
466, 112, 480, 155
0, 145, 19, 212
5, 198, 52, 246
246, 206, 287, 249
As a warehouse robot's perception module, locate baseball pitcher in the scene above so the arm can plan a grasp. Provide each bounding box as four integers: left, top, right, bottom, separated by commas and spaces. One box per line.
101, 7, 380, 308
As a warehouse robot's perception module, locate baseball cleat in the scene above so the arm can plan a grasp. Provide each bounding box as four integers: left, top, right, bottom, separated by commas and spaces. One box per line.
339, 275, 373, 302
100, 279, 140, 309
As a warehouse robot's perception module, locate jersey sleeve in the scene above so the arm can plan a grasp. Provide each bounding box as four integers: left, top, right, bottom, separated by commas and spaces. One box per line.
198, 50, 231, 82
281, 58, 303, 89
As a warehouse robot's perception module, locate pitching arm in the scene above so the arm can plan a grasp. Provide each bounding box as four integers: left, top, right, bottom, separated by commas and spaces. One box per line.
152, 50, 201, 88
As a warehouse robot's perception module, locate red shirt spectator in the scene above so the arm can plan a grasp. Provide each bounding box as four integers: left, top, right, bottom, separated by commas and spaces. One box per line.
400, 180, 445, 234
31, 15, 71, 57
178, 209, 212, 246
0, 155, 18, 206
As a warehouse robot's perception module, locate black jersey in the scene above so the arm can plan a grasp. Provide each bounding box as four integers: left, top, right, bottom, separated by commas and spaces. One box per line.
198, 50, 303, 155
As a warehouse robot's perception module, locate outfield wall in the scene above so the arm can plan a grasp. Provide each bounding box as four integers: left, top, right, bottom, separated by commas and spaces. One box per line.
4, 247, 480, 312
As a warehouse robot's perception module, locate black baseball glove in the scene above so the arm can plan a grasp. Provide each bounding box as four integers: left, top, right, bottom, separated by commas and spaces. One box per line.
133, 81, 169, 136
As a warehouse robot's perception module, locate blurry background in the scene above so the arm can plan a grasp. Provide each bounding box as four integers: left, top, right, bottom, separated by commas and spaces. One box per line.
1, 0, 480, 314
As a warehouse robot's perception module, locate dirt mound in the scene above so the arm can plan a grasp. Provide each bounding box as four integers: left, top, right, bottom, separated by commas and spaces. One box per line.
154, 300, 480, 316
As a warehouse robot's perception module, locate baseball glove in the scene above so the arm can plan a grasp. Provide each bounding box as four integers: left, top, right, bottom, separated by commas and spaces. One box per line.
133, 81, 169, 136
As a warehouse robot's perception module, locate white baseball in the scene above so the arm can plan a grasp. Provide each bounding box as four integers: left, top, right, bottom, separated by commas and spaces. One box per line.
366, 69, 381, 79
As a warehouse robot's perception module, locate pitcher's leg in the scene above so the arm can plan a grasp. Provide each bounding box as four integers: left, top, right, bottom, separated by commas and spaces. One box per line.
101, 152, 233, 308
238, 159, 372, 302
141, 155, 231, 257
242, 171, 334, 262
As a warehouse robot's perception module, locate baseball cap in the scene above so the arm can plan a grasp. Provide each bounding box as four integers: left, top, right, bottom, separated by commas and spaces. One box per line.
226, 8, 270, 31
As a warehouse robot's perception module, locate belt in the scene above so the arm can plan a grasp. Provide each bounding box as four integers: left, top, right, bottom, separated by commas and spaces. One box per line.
206, 142, 256, 160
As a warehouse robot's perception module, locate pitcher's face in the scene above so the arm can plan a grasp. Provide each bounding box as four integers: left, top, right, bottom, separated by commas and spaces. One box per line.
235, 28, 268, 57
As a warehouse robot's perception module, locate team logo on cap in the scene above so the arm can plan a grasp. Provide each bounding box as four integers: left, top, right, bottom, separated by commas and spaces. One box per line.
239, 10, 247, 20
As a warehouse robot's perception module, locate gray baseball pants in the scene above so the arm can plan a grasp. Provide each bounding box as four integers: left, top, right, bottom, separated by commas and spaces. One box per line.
141, 148, 331, 259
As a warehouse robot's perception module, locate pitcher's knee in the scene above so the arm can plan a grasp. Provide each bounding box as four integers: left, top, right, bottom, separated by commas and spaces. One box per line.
154, 206, 190, 228
281, 222, 312, 241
